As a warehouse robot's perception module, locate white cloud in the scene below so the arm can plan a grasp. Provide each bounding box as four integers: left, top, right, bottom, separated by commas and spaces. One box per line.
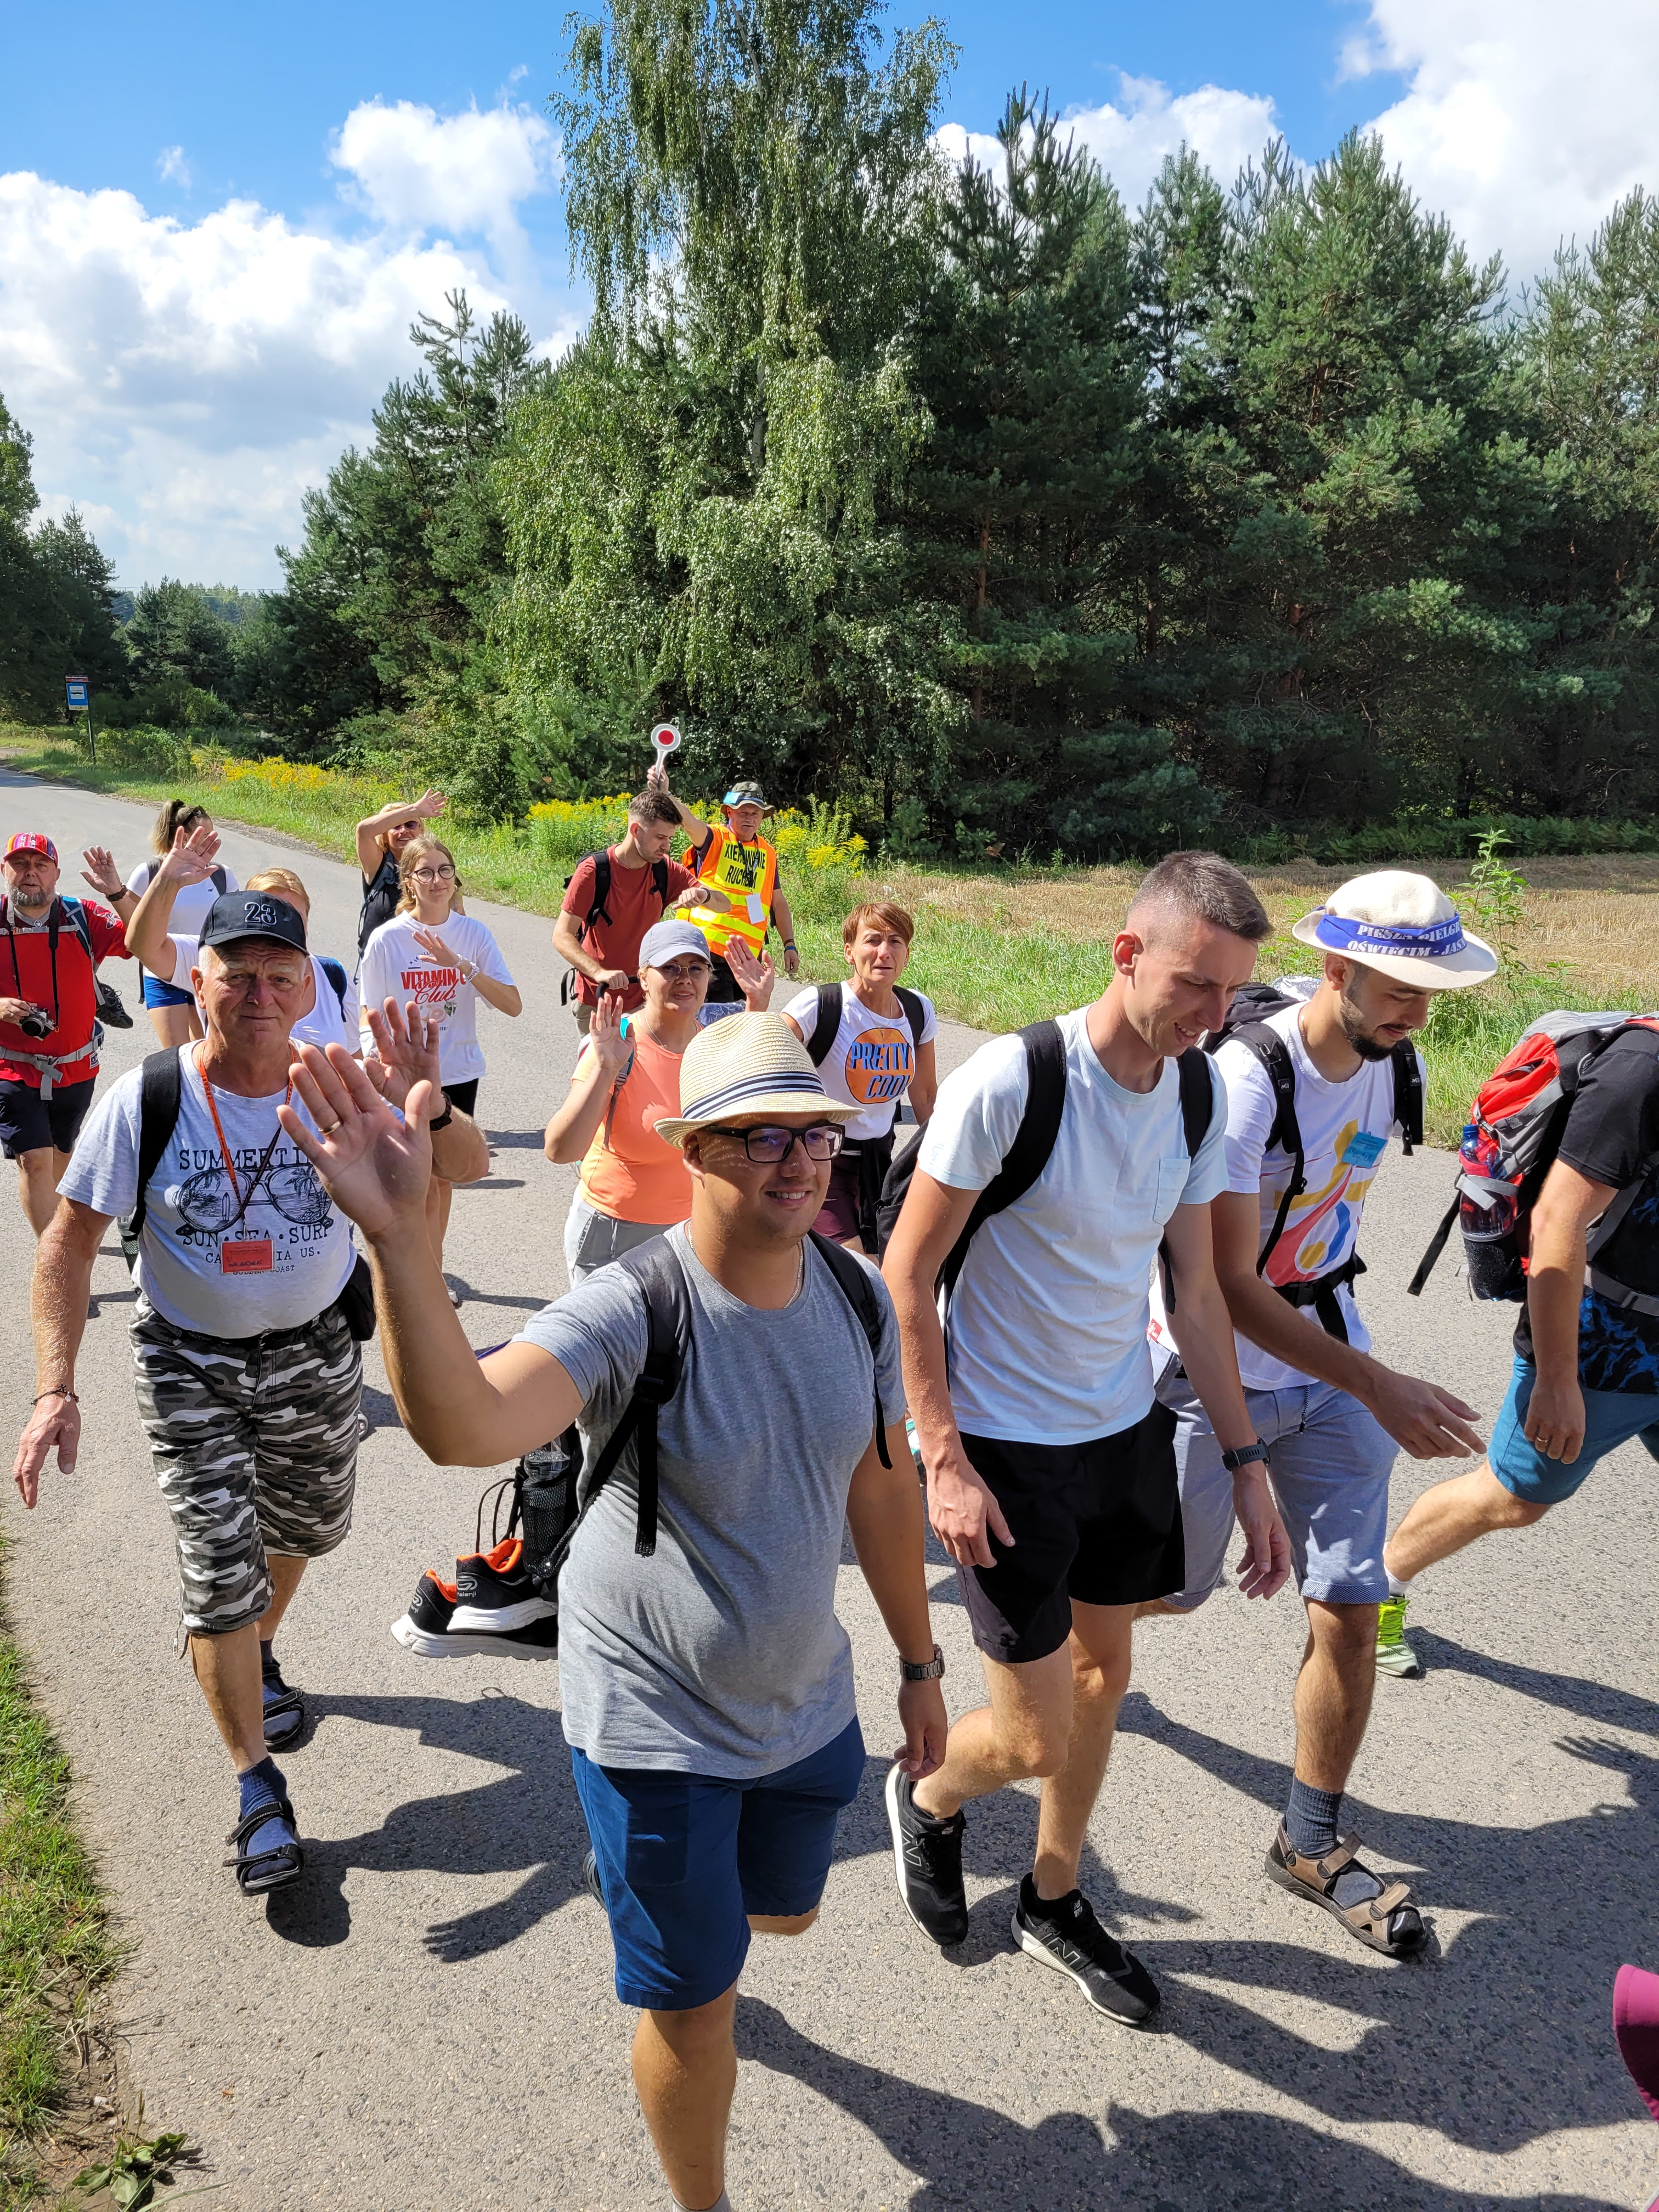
0, 169, 528, 587
157, 145, 191, 188
329, 98, 556, 251
1063, 76, 1282, 210
1356, 0, 1659, 283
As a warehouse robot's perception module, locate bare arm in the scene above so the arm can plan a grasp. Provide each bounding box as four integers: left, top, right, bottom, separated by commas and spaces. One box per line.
544, 993, 630, 1163
845, 1420, 948, 1779
552, 906, 631, 996
771, 885, 799, 976
1520, 1158, 1615, 1463
80, 848, 138, 922
409, 928, 522, 1018
907, 1039, 938, 1127
1159, 1201, 1291, 1600
357, 997, 488, 1183
1210, 1191, 1482, 1457
279, 1046, 582, 1463
356, 790, 444, 878
13, 1200, 106, 1504
880, 1169, 1013, 1570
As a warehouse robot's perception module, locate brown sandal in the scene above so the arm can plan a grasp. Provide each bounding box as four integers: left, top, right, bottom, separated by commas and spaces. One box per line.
1265, 1824, 1427, 1957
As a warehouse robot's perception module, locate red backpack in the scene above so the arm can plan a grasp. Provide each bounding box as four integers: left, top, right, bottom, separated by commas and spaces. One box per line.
1408, 1011, 1659, 1305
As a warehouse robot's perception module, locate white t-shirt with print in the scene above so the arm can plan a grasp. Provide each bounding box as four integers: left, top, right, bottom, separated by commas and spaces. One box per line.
168, 934, 360, 1056
917, 1006, 1228, 1444
783, 982, 938, 1142
125, 860, 238, 940
59, 1046, 355, 1338
1148, 999, 1424, 1392
357, 914, 515, 1085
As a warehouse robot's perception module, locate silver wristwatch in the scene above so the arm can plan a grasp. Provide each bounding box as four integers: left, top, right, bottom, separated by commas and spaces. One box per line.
901, 1643, 945, 1683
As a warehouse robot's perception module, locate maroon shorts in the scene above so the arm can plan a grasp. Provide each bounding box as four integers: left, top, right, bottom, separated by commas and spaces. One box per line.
811, 1150, 865, 1246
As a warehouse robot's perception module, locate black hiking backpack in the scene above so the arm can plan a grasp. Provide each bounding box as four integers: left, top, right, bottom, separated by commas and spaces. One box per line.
803, 982, 927, 1067
1204, 979, 1423, 1341
559, 850, 673, 1005
502, 1232, 894, 1634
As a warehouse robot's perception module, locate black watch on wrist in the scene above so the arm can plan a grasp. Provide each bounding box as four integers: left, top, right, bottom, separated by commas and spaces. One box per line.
901, 1643, 945, 1683
1221, 1438, 1271, 1472
428, 1092, 454, 1132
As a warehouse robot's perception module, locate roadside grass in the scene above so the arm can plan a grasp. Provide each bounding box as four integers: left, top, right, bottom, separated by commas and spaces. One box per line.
6, 724, 1655, 1144
0, 1536, 122, 2209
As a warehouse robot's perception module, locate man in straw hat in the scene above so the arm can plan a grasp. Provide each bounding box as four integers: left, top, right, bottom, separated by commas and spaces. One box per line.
276, 1012, 945, 2212
1141, 869, 1496, 1960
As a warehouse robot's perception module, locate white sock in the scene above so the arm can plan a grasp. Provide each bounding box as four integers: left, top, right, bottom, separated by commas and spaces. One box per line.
672, 2194, 731, 2212
1386, 1570, 1413, 1598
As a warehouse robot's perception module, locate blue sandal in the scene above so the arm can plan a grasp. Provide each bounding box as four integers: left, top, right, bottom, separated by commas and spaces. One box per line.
224, 1793, 304, 1895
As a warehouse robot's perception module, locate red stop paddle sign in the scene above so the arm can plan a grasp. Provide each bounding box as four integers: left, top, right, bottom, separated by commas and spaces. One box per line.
651, 722, 683, 754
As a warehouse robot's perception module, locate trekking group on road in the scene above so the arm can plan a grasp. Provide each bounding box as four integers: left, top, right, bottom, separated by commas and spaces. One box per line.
8, 769, 1659, 2212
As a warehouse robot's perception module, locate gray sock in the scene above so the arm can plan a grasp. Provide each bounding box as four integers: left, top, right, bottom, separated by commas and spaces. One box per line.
672, 2194, 731, 2212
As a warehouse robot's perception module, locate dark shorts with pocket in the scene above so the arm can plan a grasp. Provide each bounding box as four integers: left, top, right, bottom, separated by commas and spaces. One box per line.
0, 1077, 95, 1160
957, 1403, 1184, 1664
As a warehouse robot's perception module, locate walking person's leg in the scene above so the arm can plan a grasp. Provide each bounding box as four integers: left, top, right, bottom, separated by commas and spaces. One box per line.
14, 1146, 59, 1237
1030, 1602, 1135, 1901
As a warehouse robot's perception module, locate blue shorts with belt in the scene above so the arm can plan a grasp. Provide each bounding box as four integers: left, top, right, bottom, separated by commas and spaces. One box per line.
571, 1716, 865, 2011
142, 971, 195, 1010
1489, 1356, 1659, 1505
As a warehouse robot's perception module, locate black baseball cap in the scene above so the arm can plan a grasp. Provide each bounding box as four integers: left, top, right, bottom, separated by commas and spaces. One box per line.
198, 891, 308, 956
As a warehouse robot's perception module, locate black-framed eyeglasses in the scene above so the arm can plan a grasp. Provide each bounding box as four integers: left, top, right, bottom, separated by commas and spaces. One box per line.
699, 1122, 844, 1162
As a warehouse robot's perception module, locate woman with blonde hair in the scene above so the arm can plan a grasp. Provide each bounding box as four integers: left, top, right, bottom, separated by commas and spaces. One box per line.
358, 836, 520, 1296
353, 788, 460, 953
125, 800, 236, 1046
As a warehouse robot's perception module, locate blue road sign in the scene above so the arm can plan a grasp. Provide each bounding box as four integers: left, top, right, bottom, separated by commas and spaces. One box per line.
65, 678, 89, 710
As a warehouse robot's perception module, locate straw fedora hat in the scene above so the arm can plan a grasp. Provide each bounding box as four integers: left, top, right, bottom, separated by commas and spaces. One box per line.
654, 1012, 860, 1147
1290, 870, 1498, 989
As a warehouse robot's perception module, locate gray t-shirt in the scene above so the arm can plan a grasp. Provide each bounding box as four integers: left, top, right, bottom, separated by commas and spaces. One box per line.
519, 1224, 905, 1780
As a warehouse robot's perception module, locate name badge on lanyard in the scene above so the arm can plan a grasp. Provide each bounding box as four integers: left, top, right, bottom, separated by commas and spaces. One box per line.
221, 1238, 275, 1274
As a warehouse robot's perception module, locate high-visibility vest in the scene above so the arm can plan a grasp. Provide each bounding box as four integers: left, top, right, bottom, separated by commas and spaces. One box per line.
684, 827, 778, 960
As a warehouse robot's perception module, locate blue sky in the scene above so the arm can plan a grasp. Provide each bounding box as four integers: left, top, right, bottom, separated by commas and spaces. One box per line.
1, 0, 1651, 588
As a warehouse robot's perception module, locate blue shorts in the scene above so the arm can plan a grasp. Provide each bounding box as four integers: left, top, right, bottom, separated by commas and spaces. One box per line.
1489, 1356, 1659, 1505
142, 971, 195, 1010
571, 1717, 865, 2011
1157, 1366, 1397, 1608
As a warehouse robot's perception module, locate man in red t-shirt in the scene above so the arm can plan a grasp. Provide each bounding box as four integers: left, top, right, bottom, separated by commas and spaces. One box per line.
0, 832, 135, 1236
552, 789, 713, 1032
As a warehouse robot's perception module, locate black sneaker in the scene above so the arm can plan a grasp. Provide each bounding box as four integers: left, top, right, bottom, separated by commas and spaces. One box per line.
1011, 1877, 1160, 2025
581, 1849, 603, 1908
884, 1765, 969, 1946
390, 1550, 559, 1661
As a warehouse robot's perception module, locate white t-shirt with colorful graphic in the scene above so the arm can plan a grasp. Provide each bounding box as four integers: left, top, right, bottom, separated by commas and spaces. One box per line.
1148, 999, 1425, 1391
783, 983, 938, 1142
357, 914, 515, 1085
59, 1046, 356, 1338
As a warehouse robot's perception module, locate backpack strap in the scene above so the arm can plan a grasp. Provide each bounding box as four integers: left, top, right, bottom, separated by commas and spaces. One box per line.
650, 858, 670, 907
1159, 1052, 1219, 1315
806, 984, 843, 1066
318, 957, 348, 1018
120, 1048, 185, 1248
894, 986, 926, 1054
57, 896, 95, 963
565, 1238, 690, 1561
940, 1019, 1066, 1301
1391, 1041, 1422, 1155
809, 1232, 893, 1468
584, 853, 613, 937
1228, 1024, 1305, 1276
210, 867, 228, 896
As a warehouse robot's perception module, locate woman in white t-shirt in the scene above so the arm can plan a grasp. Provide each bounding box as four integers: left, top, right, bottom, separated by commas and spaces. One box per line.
357, 836, 520, 1295
126, 801, 238, 1048
782, 899, 938, 1251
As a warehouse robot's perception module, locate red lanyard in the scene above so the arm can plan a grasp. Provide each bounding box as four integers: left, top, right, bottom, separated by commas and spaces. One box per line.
199, 1059, 293, 1229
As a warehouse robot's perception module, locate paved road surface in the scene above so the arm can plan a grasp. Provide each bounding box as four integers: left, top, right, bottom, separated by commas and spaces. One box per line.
2, 766, 1656, 2211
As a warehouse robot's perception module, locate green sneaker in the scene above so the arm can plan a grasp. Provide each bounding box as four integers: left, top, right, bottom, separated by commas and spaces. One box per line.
1375, 1594, 1423, 1678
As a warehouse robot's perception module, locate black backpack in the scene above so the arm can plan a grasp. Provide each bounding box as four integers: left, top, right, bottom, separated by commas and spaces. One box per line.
116, 1047, 375, 1337
559, 850, 672, 1006
803, 983, 927, 1066
1205, 980, 1422, 1341
872, 1019, 1214, 1307
510, 1231, 894, 1615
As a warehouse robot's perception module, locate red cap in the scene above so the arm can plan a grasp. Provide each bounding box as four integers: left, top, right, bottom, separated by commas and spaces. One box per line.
3, 833, 57, 863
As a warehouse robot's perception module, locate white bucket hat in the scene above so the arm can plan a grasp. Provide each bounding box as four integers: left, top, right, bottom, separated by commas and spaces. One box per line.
654, 1012, 860, 1147
1291, 870, 1498, 990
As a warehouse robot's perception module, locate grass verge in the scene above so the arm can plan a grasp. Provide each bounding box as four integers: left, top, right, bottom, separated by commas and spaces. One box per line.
6, 727, 1656, 1146
0, 1536, 123, 2209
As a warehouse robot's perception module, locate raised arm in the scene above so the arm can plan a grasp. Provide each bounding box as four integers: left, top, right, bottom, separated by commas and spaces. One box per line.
648, 768, 715, 863
545, 994, 631, 1163
125, 822, 223, 976
359, 998, 490, 1186
355, 790, 444, 878
409, 927, 521, 1018
80, 848, 139, 923
13, 1199, 107, 1505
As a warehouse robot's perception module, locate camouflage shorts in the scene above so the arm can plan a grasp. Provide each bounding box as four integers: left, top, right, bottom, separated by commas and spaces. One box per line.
132, 1302, 362, 1637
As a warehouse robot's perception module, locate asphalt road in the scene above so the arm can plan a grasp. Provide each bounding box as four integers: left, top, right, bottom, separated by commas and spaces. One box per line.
2, 765, 1656, 2212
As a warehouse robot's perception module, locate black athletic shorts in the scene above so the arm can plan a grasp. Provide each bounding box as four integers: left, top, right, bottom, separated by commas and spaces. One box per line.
956, 1402, 1184, 1664
0, 1077, 95, 1161
704, 954, 742, 1005
442, 1078, 481, 1120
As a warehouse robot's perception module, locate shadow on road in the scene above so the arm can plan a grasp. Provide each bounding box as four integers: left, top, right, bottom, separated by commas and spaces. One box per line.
738, 1997, 1626, 2211
1410, 1632, 1659, 1741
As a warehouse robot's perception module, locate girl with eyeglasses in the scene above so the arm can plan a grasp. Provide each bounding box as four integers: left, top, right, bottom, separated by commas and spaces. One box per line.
358, 836, 520, 1298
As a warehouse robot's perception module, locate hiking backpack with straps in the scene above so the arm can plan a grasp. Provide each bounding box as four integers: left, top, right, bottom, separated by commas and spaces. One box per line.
559, 850, 673, 1006
872, 1020, 1215, 1309
1407, 1010, 1659, 1307
1, 894, 113, 1085
506, 1230, 894, 1622
1206, 979, 1423, 1342
803, 983, 927, 1068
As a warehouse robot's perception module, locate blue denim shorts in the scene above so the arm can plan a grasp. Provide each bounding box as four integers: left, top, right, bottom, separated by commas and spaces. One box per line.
571, 1717, 865, 2011
142, 971, 195, 1010
1489, 1356, 1659, 1505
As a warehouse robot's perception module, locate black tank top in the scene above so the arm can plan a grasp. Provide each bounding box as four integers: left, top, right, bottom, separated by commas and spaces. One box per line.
358, 851, 400, 956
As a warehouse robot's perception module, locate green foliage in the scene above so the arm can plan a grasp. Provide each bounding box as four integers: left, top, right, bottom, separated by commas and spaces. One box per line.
71, 2130, 191, 2210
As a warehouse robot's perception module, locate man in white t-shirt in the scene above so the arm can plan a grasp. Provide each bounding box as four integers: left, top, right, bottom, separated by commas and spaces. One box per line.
1146, 871, 1496, 1963
10, 891, 487, 1903
881, 851, 1291, 2023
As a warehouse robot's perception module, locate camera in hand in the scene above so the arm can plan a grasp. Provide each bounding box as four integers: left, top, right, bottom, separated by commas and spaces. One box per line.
16, 1006, 52, 1040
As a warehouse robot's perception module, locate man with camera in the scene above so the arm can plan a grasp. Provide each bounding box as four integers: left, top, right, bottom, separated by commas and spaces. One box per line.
0, 831, 137, 1237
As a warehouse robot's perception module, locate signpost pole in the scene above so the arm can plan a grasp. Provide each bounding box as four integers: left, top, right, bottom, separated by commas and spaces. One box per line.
86, 694, 95, 766
64, 676, 92, 762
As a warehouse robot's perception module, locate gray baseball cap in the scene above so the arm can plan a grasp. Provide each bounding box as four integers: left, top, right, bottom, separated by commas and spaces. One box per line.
638, 918, 713, 973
